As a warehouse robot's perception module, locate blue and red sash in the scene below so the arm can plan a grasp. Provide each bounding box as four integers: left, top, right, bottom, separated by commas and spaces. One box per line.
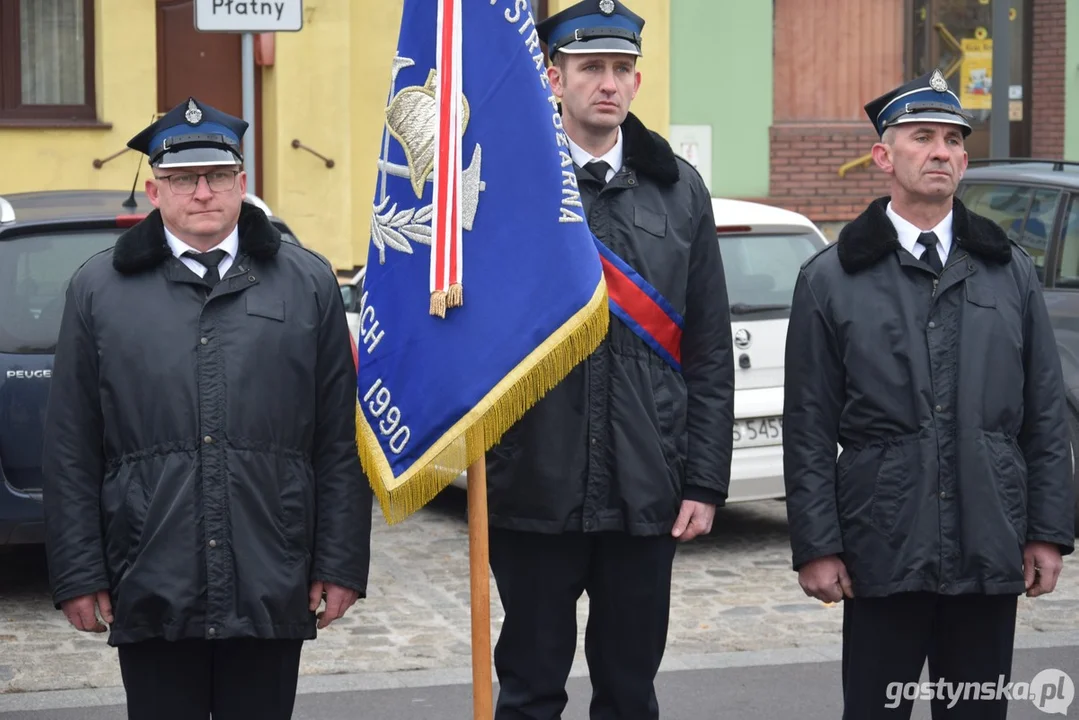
593, 238, 684, 373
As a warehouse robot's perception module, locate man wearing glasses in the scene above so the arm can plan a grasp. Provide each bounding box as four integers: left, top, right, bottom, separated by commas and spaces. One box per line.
41, 97, 372, 720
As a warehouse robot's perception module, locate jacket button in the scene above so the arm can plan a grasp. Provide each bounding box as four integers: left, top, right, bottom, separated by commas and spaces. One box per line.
590, 437, 596, 446
208, 539, 217, 548
585, 519, 594, 530
928, 321, 936, 329
934, 405, 942, 413
208, 627, 216, 637
248, 275, 256, 282
204, 435, 213, 444
200, 337, 208, 345
939, 491, 947, 499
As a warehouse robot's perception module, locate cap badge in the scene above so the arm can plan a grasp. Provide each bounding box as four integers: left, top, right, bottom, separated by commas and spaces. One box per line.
184, 99, 203, 124
599, 0, 615, 15
930, 69, 949, 93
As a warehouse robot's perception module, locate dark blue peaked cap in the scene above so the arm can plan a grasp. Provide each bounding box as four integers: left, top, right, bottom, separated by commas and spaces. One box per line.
127, 97, 247, 168
864, 69, 973, 138
536, 0, 644, 58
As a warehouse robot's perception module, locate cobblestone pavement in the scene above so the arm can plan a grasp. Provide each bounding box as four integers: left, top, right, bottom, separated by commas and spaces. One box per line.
1, 493, 1077, 694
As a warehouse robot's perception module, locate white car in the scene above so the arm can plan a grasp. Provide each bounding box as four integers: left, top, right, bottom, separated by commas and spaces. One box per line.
344, 199, 829, 501
711, 198, 828, 503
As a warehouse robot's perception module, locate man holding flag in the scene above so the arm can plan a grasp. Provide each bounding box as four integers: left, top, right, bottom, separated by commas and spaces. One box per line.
483, 2, 736, 718
360, 0, 731, 716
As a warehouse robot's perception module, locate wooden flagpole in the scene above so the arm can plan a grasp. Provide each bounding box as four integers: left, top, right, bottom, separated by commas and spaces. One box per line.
467, 456, 493, 719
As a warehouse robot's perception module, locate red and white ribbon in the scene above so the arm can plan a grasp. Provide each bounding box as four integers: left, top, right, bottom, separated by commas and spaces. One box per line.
430, 0, 464, 317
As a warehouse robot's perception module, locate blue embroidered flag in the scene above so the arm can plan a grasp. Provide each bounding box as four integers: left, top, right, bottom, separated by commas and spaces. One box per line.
358, 0, 609, 523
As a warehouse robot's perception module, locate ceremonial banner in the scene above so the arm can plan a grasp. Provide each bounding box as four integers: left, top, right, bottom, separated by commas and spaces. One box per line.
359, 0, 609, 523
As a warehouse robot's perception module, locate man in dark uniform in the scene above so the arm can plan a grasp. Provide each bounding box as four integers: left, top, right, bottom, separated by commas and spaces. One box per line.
485, 2, 735, 718
42, 97, 372, 720
783, 70, 1075, 719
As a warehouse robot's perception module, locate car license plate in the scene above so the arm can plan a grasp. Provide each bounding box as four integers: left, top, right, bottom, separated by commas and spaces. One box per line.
733, 416, 783, 448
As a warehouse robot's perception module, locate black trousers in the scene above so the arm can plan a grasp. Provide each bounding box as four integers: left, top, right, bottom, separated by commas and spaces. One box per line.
489, 528, 678, 720
842, 592, 1019, 720
117, 637, 304, 720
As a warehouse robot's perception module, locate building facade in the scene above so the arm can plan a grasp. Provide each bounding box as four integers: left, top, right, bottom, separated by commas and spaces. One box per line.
670, 0, 1079, 228
0, 0, 668, 273
1, 0, 1075, 270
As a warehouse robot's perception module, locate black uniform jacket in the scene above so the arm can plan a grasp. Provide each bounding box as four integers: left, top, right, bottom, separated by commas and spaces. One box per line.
43, 203, 372, 645
487, 113, 735, 536
784, 197, 1075, 597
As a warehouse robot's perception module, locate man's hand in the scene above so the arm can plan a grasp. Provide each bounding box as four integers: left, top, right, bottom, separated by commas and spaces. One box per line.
60, 590, 113, 633
798, 555, 853, 604
671, 500, 715, 542
309, 581, 359, 629
1024, 541, 1064, 598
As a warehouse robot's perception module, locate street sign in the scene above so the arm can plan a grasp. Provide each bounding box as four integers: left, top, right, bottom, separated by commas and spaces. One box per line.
194, 0, 303, 33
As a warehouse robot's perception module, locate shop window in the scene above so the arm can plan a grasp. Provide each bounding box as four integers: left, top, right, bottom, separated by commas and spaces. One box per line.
0, 0, 96, 122
907, 0, 1030, 159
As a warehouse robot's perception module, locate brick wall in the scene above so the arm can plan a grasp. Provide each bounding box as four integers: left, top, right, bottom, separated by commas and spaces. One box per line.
750, 0, 1069, 226
1030, 0, 1067, 159
750, 123, 891, 223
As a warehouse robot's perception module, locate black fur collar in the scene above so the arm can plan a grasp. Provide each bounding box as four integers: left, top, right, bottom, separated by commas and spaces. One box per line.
836, 196, 1012, 274
622, 112, 680, 187
112, 201, 281, 274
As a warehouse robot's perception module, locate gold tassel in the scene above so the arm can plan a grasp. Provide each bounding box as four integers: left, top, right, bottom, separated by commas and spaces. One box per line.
429, 290, 447, 318
358, 277, 611, 525
447, 282, 463, 308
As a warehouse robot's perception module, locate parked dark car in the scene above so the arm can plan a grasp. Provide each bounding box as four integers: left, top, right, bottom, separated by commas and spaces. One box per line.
957, 158, 1079, 535
0, 190, 302, 546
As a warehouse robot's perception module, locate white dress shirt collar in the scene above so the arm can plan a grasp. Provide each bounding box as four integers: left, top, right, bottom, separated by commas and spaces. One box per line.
164, 224, 239, 278
567, 128, 624, 183
886, 202, 953, 266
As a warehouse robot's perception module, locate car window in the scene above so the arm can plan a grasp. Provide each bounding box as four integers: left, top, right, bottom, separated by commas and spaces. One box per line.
1020, 189, 1061, 268
339, 283, 362, 312
1055, 196, 1079, 288
961, 183, 1031, 238
0, 230, 121, 354
718, 232, 823, 318
960, 183, 1055, 274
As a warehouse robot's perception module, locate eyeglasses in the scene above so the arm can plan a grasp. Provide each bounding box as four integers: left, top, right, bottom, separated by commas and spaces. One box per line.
156, 170, 240, 195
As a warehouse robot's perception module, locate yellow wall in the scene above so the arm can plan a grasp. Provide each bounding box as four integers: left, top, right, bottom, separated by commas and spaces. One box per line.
350, 1, 403, 271
262, 0, 359, 271
255, 0, 401, 272
0, 0, 157, 194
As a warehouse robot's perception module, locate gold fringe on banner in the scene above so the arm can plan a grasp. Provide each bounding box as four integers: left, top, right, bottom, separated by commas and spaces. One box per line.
430, 290, 447, 318
358, 276, 609, 524
447, 282, 463, 308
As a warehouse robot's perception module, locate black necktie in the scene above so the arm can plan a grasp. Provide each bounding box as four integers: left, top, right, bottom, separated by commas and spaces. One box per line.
184, 249, 228, 289
917, 232, 943, 275
584, 160, 610, 184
